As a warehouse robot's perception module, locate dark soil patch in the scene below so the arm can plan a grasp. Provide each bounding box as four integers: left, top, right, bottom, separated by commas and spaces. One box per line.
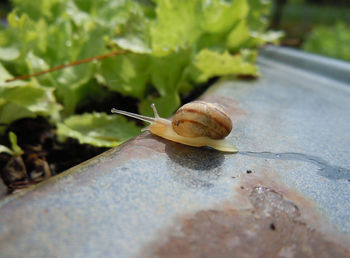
0, 117, 108, 193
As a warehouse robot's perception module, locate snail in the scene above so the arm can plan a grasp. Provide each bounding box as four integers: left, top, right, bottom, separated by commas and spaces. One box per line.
111, 101, 237, 153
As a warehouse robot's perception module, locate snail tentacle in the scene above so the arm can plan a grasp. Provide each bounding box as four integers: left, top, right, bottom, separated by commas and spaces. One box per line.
111, 108, 155, 124
151, 103, 160, 118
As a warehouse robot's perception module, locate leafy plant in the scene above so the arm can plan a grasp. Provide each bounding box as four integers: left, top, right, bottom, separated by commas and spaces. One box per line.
0, 132, 23, 157
303, 22, 350, 62
0, 0, 280, 148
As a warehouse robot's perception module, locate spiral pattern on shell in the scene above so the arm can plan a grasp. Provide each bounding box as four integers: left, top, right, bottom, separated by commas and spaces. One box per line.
172, 101, 233, 139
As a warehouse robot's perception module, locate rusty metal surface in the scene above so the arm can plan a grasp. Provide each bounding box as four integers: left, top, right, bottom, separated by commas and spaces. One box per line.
0, 46, 350, 257
142, 187, 349, 258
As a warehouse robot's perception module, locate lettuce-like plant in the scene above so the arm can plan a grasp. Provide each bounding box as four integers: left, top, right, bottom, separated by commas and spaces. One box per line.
0, 0, 281, 147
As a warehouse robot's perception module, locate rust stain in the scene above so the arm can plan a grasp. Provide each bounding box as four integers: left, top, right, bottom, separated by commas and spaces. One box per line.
141, 184, 350, 258
140, 166, 350, 258
237, 165, 334, 235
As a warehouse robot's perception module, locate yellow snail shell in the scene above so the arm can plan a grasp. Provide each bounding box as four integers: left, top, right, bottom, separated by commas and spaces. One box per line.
111, 101, 237, 153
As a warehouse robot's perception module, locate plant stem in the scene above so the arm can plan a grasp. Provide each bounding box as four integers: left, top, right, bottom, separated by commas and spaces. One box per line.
5, 50, 128, 82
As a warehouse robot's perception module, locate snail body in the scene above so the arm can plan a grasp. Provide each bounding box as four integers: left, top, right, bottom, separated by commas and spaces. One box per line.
111, 101, 237, 153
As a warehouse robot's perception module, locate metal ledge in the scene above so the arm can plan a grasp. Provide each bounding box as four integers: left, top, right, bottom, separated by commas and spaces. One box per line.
0, 47, 350, 257
260, 45, 350, 86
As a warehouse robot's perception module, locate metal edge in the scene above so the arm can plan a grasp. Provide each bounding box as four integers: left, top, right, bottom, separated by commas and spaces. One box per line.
259, 45, 350, 86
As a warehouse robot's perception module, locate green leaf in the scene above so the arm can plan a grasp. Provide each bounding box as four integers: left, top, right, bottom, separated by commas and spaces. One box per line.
0, 132, 23, 156
9, 131, 24, 156
1, 85, 60, 114
25, 52, 51, 79
150, 0, 251, 54
0, 145, 14, 155
150, 49, 191, 96
151, 0, 202, 54
53, 28, 107, 115
245, 30, 284, 48
0, 102, 36, 127
246, 0, 272, 31
108, 1, 151, 53
6, 11, 48, 59
57, 112, 140, 147
200, 0, 249, 34
0, 62, 26, 87
226, 19, 250, 50
0, 63, 61, 125
190, 49, 258, 82
113, 36, 152, 54
99, 53, 150, 99
0, 47, 20, 61
11, 0, 64, 21
0, 70, 60, 126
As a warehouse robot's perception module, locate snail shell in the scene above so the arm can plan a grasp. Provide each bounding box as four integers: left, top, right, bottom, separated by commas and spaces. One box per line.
172, 101, 232, 139
111, 101, 237, 153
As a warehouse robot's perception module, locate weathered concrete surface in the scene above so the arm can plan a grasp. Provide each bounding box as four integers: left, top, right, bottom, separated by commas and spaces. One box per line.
0, 46, 350, 257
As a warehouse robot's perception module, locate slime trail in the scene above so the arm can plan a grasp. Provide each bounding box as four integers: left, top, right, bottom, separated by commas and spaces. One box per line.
238, 151, 350, 180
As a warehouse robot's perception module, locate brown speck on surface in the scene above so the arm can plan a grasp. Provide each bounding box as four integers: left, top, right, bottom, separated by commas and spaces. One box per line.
240, 186, 244, 190
142, 186, 350, 258
270, 223, 276, 231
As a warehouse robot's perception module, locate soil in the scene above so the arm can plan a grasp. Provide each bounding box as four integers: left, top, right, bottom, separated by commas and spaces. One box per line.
0, 116, 108, 193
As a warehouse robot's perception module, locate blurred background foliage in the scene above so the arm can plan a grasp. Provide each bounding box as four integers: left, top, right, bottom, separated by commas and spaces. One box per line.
270, 0, 350, 61
0, 0, 349, 57
0, 0, 278, 148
